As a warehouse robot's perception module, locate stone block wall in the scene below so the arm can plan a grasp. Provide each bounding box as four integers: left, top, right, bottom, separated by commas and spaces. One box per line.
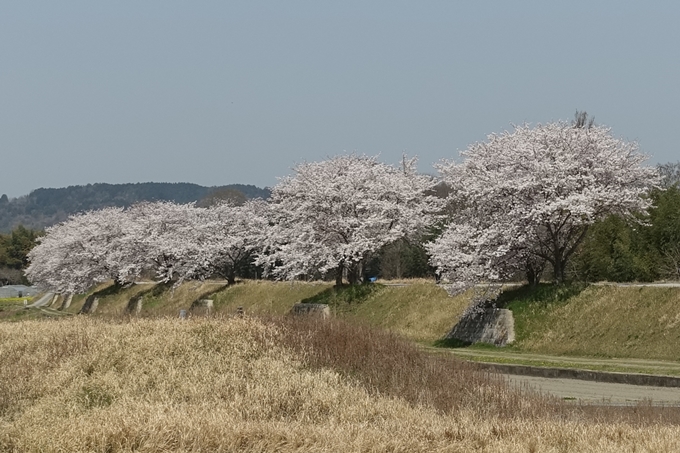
291, 303, 331, 319
446, 308, 515, 346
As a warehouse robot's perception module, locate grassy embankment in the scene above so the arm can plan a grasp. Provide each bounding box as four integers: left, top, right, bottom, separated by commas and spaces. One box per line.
2, 315, 680, 452
12, 279, 680, 373
443, 283, 680, 375
505, 283, 680, 360
56, 279, 469, 344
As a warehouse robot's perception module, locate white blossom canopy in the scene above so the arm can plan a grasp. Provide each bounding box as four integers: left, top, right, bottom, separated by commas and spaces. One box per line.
123, 202, 210, 284
197, 199, 270, 283
26, 200, 270, 292
260, 154, 440, 283
26, 207, 138, 293
428, 122, 660, 284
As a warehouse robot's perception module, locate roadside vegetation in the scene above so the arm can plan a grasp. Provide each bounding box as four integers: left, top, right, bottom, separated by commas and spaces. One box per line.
0, 296, 39, 322
0, 225, 40, 285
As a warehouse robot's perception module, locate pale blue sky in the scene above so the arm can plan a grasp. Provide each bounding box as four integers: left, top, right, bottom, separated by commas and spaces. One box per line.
2, 1, 679, 198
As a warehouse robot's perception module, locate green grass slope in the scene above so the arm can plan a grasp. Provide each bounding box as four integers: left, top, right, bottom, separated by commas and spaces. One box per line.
302, 282, 469, 342
61, 280, 468, 343
505, 284, 680, 361
17, 279, 680, 362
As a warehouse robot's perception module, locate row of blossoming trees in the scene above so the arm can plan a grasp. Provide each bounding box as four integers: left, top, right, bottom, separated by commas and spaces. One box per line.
26, 119, 660, 294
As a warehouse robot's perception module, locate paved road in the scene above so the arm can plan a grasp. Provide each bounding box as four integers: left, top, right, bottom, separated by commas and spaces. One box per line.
507, 374, 680, 406
430, 347, 680, 405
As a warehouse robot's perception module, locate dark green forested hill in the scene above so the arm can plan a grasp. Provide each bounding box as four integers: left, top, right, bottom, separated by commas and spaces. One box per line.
0, 182, 271, 233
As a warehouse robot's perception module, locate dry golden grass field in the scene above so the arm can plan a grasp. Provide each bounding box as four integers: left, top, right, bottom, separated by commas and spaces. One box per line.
2, 315, 680, 452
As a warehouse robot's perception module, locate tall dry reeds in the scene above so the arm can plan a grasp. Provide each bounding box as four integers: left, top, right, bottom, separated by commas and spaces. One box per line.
273, 316, 680, 427
273, 316, 560, 419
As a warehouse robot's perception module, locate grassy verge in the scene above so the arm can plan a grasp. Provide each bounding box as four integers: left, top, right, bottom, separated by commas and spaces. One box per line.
427, 283, 680, 374
10, 279, 680, 367
300, 282, 469, 342
0, 297, 35, 304
433, 348, 680, 377
0, 296, 53, 322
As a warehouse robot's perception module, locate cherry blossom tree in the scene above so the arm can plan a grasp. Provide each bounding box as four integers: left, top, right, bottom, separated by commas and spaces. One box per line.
26, 200, 272, 292
428, 121, 660, 285
117, 201, 266, 285
123, 202, 210, 284
26, 207, 139, 293
260, 154, 440, 284
198, 200, 270, 284
27, 203, 207, 292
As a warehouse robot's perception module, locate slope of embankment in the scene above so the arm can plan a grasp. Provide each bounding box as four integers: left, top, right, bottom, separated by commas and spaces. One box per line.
62, 280, 470, 343
55, 279, 680, 362
504, 283, 680, 361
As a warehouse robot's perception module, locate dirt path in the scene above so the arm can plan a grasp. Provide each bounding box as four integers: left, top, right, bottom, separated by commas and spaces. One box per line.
26, 292, 54, 308
507, 374, 680, 406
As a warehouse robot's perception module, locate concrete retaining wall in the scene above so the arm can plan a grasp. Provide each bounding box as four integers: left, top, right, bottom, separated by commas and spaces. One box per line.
447, 308, 515, 346
59, 294, 73, 310
291, 303, 330, 319
126, 296, 143, 315
191, 299, 214, 316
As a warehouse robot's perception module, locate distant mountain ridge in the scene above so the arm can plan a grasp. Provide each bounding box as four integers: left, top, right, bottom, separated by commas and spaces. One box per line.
0, 182, 271, 233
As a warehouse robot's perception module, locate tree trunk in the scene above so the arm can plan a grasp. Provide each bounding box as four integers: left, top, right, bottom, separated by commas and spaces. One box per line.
111, 279, 125, 291
346, 260, 364, 285
553, 256, 566, 284
220, 266, 236, 285
394, 240, 403, 279
347, 264, 358, 285
526, 267, 539, 287
335, 266, 343, 286
525, 258, 545, 287
550, 225, 567, 284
